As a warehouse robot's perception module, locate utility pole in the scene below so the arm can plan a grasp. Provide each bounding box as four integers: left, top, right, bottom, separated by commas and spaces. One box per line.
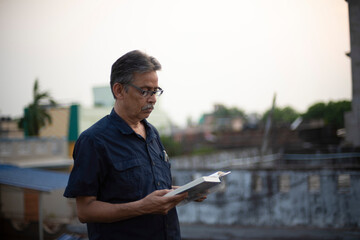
261, 93, 276, 155
345, 0, 360, 147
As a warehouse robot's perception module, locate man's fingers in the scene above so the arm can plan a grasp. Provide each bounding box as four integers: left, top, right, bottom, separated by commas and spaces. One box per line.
155, 189, 172, 196
194, 196, 207, 202
171, 192, 188, 201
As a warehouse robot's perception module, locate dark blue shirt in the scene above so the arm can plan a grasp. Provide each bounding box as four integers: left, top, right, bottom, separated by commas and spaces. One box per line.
64, 109, 180, 240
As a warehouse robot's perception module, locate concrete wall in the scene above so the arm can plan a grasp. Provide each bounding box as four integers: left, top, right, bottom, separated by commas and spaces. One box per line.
173, 169, 360, 229
0, 138, 71, 168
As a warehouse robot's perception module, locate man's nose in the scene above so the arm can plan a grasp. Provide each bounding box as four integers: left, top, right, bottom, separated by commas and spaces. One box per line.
148, 93, 157, 103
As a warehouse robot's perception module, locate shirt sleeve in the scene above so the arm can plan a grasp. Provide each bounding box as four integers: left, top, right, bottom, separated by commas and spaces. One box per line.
64, 134, 105, 198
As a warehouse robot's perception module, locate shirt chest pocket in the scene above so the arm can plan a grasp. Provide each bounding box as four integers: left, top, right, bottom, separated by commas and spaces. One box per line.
148, 140, 172, 188
112, 158, 143, 201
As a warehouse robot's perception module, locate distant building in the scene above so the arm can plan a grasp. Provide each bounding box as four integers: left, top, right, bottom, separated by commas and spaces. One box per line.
0, 84, 176, 169
39, 107, 71, 138
0, 117, 23, 139
93, 86, 114, 107
0, 107, 75, 169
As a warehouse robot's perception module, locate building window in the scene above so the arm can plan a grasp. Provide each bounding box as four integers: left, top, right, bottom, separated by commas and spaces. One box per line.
338, 174, 351, 193
279, 174, 290, 193
308, 175, 320, 193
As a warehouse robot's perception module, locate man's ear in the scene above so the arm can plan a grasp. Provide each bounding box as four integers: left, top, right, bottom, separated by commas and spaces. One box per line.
113, 83, 125, 99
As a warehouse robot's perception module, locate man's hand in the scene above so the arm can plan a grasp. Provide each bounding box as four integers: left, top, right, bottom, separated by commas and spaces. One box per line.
194, 195, 207, 202
172, 185, 207, 203
139, 189, 188, 215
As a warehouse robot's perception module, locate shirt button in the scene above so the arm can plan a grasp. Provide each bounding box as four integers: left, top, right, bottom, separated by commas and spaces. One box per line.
157, 182, 160, 186
152, 161, 155, 165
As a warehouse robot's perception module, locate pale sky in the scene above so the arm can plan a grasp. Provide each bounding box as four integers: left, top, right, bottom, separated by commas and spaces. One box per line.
0, 0, 351, 127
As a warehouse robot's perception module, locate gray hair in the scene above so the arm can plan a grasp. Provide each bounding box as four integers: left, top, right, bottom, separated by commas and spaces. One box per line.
110, 50, 162, 98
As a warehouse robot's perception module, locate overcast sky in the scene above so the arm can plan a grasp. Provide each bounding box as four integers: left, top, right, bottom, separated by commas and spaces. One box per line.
0, 0, 351, 127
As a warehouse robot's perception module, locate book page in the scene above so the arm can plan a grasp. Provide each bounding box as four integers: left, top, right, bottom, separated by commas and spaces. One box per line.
166, 171, 231, 205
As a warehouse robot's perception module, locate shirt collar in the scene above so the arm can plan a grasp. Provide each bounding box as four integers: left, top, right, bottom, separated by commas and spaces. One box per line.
109, 108, 156, 141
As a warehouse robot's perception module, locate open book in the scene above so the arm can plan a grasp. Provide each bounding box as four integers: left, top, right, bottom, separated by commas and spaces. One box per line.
164, 171, 231, 205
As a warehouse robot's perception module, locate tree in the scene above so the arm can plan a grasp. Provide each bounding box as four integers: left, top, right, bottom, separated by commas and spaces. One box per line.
325, 101, 351, 128
212, 104, 246, 118
18, 79, 57, 136
160, 135, 182, 156
201, 104, 247, 132
261, 106, 300, 125
302, 102, 327, 120
302, 100, 351, 129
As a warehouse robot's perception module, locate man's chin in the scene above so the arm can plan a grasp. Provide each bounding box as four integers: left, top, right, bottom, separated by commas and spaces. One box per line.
142, 111, 152, 118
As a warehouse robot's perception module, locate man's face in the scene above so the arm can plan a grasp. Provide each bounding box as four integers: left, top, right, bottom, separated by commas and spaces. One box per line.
122, 71, 159, 122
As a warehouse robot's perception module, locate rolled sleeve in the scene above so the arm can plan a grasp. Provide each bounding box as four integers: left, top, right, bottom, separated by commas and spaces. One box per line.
64, 135, 104, 198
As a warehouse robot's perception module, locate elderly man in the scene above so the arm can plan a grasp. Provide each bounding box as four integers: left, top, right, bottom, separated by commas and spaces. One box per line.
64, 50, 187, 240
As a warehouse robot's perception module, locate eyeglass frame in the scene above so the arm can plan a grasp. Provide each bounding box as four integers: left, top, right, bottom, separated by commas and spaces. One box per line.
127, 83, 164, 97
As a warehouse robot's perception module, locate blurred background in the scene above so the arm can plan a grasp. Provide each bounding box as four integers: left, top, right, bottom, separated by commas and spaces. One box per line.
0, 0, 359, 239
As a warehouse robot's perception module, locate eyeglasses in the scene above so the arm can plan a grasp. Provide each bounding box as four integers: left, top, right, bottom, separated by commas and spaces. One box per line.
127, 83, 164, 97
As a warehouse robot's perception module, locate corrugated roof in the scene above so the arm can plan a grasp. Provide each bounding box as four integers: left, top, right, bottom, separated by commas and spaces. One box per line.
0, 164, 69, 192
